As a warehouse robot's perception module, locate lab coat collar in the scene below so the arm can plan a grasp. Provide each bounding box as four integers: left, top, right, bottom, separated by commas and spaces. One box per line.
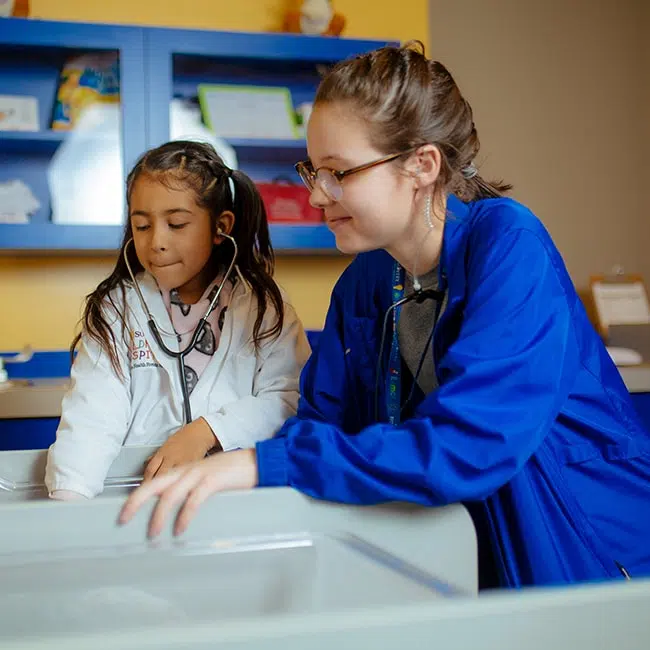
130, 265, 249, 355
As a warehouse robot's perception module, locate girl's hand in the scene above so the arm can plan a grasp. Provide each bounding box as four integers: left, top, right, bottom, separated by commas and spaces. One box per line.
143, 418, 219, 481
119, 448, 258, 538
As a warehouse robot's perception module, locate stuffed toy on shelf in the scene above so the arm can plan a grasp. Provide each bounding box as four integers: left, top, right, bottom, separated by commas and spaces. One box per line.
282, 0, 345, 37
0, 0, 30, 18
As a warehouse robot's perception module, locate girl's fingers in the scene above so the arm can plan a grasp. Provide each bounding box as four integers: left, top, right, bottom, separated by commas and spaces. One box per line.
143, 454, 163, 482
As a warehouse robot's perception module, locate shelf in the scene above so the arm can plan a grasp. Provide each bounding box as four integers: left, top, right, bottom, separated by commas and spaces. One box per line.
225, 137, 307, 163
150, 26, 390, 64
268, 223, 336, 252
226, 138, 307, 150
0, 223, 124, 252
0, 130, 65, 142
0, 222, 337, 254
0, 132, 306, 156
0, 130, 66, 154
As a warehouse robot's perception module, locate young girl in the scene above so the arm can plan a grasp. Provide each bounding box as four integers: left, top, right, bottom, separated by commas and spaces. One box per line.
46, 140, 310, 499
120, 45, 650, 588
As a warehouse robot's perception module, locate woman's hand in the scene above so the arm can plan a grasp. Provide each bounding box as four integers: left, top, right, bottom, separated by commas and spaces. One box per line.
119, 448, 259, 538
143, 418, 219, 481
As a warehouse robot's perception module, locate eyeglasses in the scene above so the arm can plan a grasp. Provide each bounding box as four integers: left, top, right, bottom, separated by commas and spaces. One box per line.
295, 149, 417, 202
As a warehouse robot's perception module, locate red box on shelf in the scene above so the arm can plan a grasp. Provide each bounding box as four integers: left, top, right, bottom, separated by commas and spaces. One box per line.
257, 179, 323, 224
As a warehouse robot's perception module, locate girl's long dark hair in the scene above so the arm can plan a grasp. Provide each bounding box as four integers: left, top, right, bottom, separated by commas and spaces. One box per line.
72, 140, 285, 376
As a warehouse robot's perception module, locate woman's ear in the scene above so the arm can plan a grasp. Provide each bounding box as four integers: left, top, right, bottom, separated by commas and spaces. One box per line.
404, 144, 442, 188
214, 210, 235, 244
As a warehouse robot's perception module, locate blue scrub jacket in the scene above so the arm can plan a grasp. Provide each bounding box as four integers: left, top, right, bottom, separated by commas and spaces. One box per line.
256, 194, 650, 587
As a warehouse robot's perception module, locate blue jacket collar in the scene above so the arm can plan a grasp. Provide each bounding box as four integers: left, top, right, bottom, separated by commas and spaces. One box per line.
440, 194, 471, 297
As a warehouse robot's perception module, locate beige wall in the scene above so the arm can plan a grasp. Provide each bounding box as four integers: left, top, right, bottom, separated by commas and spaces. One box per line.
642, 0, 650, 283
429, 0, 649, 287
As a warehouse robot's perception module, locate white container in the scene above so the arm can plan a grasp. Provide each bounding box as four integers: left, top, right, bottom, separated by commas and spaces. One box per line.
48, 104, 124, 226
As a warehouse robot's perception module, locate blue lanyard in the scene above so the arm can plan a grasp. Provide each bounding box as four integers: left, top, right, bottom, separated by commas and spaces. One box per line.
386, 261, 405, 425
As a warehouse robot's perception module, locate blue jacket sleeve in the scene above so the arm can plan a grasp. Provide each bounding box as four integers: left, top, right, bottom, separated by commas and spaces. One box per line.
256, 228, 580, 504
289, 277, 349, 428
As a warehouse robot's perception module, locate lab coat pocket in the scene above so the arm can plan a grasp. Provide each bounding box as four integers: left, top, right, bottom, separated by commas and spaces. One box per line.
128, 364, 179, 445
341, 316, 380, 429
556, 440, 650, 577
342, 316, 377, 389
224, 348, 257, 397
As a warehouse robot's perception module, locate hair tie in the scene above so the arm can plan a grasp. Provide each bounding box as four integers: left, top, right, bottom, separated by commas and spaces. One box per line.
461, 163, 478, 180
225, 167, 236, 202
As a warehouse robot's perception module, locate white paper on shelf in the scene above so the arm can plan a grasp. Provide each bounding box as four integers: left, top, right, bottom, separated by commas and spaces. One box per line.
0, 179, 40, 223
0, 95, 39, 132
48, 103, 124, 226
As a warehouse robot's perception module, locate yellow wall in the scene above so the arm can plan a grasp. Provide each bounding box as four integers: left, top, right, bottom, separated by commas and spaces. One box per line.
30, 0, 428, 42
0, 1, 428, 351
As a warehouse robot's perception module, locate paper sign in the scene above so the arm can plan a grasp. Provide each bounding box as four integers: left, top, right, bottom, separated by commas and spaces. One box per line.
0, 95, 39, 131
198, 84, 299, 140
592, 281, 650, 326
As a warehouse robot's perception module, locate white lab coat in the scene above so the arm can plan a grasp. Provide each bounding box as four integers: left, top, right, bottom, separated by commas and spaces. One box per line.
45, 270, 311, 498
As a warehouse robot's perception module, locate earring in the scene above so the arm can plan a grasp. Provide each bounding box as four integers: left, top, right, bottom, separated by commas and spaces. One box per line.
424, 193, 434, 229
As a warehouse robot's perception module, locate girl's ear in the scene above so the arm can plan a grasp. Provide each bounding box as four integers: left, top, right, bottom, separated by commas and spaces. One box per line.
214, 210, 235, 244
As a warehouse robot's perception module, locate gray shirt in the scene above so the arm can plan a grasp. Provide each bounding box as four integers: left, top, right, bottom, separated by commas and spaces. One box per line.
397, 267, 445, 394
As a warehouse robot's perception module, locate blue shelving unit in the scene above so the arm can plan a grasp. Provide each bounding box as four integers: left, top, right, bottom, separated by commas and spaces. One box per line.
0, 17, 146, 252
0, 18, 392, 254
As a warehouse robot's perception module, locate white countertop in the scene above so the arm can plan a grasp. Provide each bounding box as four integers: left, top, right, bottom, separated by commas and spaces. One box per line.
1, 365, 649, 421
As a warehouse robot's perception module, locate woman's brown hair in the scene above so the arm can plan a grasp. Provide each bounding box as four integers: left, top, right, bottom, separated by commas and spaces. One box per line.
315, 41, 511, 202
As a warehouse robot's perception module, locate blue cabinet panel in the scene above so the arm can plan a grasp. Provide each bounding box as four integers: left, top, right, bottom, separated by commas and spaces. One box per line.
0, 418, 58, 451
0, 18, 146, 251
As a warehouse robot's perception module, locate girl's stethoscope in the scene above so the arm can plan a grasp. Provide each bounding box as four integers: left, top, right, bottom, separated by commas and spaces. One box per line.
124, 229, 238, 426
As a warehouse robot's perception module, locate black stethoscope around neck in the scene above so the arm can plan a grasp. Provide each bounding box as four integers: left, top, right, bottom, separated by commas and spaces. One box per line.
373, 287, 445, 423
124, 229, 238, 425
